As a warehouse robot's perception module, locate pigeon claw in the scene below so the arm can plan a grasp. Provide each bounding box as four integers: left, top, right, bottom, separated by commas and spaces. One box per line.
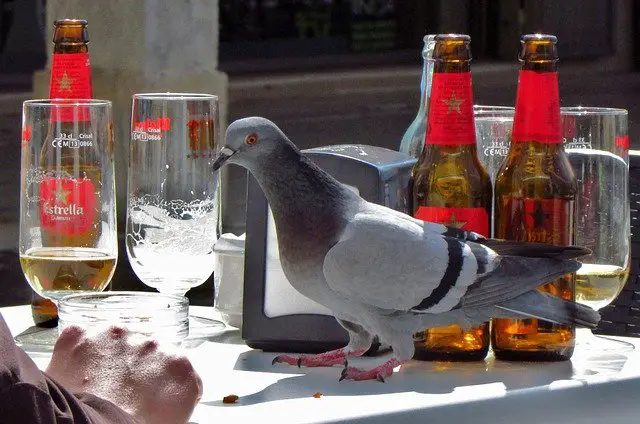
272, 354, 300, 366
338, 359, 401, 382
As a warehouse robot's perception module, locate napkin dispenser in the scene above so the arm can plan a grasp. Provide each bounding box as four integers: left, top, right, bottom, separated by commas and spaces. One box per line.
243, 144, 417, 352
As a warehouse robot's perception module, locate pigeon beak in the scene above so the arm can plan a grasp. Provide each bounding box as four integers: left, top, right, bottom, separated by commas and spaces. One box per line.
212, 147, 236, 171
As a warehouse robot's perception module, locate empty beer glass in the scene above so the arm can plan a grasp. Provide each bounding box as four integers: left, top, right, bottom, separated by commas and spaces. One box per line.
474, 105, 514, 236
474, 105, 515, 183
126, 93, 223, 330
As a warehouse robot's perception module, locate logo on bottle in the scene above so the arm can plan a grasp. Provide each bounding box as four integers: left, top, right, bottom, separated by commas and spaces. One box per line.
39, 177, 96, 236
132, 117, 171, 141
425, 72, 476, 146
414, 206, 489, 237
522, 199, 572, 245
49, 53, 92, 122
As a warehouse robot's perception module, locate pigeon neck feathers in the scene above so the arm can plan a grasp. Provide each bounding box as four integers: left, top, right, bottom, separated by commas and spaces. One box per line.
249, 141, 356, 263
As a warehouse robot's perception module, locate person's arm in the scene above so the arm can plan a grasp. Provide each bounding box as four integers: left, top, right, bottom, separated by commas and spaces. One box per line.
0, 313, 137, 424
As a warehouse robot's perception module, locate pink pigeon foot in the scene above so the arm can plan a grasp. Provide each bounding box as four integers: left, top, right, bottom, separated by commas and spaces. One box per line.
272, 348, 368, 368
339, 358, 404, 382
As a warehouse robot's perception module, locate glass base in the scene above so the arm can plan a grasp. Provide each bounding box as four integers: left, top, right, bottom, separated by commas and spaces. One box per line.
187, 314, 226, 339
14, 326, 60, 351
575, 328, 635, 353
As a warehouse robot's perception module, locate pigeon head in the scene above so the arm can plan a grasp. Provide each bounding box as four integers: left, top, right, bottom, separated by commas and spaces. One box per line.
212, 117, 294, 171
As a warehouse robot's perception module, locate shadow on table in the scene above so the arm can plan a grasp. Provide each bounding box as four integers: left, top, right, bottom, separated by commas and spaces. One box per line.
201, 348, 631, 407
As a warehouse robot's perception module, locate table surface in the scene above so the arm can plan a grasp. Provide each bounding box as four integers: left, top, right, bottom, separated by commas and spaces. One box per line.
3, 304, 640, 424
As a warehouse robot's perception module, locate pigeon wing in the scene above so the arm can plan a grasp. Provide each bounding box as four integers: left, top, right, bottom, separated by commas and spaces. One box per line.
323, 210, 479, 314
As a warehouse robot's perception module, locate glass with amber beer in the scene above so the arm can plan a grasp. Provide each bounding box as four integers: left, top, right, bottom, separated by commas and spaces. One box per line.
18, 99, 117, 347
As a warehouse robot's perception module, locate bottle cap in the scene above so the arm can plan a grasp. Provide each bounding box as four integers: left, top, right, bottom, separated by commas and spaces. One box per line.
519, 33, 558, 62
433, 34, 471, 62
53, 19, 89, 43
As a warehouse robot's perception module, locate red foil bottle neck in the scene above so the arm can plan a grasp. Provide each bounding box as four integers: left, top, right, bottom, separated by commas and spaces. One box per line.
425, 71, 476, 146
511, 70, 561, 144
49, 52, 93, 122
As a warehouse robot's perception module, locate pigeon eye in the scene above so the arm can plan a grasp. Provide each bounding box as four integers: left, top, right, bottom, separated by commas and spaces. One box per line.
245, 133, 258, 145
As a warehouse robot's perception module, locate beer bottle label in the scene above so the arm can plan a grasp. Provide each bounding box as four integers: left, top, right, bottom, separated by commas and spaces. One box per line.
39, 177, 97, 236
500, 197, 573, 245
425, 72, 476, 146
414, 206, 489, 237
49, 52, 92, 122
511, 71, 561, 144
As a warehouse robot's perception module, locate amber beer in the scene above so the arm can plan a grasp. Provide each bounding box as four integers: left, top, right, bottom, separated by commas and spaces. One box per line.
32, 19, 99, 325
411, 34, 492, 361
21, 248, 116, 299
492, 34, 577, 361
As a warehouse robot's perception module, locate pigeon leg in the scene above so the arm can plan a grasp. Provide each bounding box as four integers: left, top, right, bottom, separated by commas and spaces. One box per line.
272, 347, 368, 368
339, 357, 404, 382
273, 323, 373, 368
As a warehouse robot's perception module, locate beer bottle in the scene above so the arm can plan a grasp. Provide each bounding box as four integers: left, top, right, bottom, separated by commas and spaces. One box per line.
411, 34, 491, 361
492, 34, 577, 361
399, 34, 436, 158
32, 19, 96, 327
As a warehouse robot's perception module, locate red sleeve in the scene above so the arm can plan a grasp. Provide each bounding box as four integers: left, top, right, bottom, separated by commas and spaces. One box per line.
0, 312, 136, 424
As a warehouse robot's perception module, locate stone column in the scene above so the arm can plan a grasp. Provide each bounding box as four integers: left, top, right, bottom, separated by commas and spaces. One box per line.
32, 0, 227, 295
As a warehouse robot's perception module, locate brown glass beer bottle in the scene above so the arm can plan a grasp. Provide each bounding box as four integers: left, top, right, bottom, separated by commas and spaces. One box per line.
411, 34, 492, 361
32, 19, 95, 327
492, 34, 577, 361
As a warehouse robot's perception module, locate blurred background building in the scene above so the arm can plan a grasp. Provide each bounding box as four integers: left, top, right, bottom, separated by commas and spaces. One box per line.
0, 0, 638, 305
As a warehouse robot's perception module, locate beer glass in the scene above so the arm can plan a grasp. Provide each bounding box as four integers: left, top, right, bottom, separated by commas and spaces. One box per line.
474, 105, 515, 182
18, 99, 117, 346
562, 107, 631, 352
474, 105, 514, 237
126, 93, 223, 329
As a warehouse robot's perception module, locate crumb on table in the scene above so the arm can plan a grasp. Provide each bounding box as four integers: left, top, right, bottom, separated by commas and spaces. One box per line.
223, 394, 239, 404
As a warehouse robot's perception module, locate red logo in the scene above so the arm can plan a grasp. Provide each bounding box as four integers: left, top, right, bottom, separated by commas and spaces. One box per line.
39, 177, 96, 236
21, 125, 32, 146
134, 118, 171, 132
616, 135, 629, 150
425, 72, 476, 146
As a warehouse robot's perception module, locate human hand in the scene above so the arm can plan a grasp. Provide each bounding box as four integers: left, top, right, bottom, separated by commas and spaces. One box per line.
46, 326, 202, 424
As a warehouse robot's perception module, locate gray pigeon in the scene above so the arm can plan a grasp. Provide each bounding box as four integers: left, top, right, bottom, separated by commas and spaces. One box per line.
212, 117, 599, 382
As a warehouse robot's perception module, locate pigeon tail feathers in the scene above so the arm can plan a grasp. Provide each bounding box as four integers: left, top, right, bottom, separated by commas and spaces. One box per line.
461, 256, 581, 309
480, 239, 590, 260
497, 290, 601, 329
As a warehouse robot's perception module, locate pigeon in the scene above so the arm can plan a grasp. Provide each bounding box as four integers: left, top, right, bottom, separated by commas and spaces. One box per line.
212, 116, 600, 382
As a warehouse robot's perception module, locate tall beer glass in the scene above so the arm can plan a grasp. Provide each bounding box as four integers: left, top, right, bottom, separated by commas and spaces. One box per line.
18, 99, 117, 346
126, 93, 222, 330
562, 106, 632, 352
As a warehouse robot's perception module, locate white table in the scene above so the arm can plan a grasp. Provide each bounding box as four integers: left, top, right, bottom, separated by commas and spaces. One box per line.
3, 304, 640, 424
